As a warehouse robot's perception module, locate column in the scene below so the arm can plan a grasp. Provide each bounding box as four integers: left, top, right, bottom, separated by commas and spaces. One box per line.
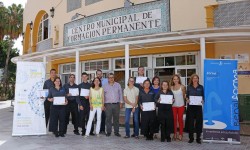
200, 37, 206, 85
75, 50, 80, 84
125, 44, 130, 88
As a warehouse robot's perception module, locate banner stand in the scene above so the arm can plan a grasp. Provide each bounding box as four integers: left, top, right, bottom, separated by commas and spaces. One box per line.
203, 59, 240, 145
12, 62, 47, 136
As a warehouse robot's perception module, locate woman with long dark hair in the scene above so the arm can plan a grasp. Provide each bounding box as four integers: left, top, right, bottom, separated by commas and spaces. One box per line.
84, 77, 104, 138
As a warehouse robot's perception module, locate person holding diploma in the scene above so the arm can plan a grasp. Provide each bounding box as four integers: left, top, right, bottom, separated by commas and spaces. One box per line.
155, 81, 174, 142
123, 77, 139, 139
186, 74, 204, 144
85, 77, 104, 138
63, 74, 80, 135
77, 72, 94, 136
170, 74, 186, 141
151, 76, 160, 139
132, 66, 150, 137
43, 69, 56, 127
47, 77, 68, 137
139, 80, 156, 140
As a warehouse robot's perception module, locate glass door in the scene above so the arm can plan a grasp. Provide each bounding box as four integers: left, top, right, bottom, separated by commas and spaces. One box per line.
175, 67, 197, 86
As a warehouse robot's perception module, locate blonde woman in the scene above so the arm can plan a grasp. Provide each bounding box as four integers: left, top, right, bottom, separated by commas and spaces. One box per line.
170, 74, 186, 141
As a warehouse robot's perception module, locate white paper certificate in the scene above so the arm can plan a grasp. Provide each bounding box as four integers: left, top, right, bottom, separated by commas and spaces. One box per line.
189, 96, 203, 106
160, 95, 173, 104
53, 97, 65, 105
80, 89, 90, 96
69, 88, 79, 96
37, 89, 49, 97
142, 102, 155, 111
136, 77, 147, 84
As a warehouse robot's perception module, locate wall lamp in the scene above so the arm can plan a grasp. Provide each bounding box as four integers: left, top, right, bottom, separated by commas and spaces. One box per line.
50, 7, 55, 18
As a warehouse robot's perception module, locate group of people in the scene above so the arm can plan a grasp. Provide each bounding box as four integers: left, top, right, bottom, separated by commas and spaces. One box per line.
43, 67, 204, 144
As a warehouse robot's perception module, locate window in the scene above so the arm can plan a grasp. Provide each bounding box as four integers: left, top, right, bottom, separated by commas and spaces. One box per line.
85, 0, 102, 6
114, 57, 148, 69
84, 60, 109, 71
155, 55, 196, 67
38, 14, 49, 42
62, 64, 75, 73
67, 0, 81, 12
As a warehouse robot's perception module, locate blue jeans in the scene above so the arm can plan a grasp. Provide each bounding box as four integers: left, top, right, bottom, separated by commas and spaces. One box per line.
125, 108, 139, 136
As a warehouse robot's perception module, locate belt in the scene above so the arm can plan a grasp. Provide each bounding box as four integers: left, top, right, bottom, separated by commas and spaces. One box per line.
106, 102, 119, 104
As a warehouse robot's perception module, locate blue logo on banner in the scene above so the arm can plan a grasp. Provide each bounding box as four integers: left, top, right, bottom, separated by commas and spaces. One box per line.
204, 59, 239, 130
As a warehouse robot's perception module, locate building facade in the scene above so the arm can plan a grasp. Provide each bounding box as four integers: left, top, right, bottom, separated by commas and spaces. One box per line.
13, 0, 250, 120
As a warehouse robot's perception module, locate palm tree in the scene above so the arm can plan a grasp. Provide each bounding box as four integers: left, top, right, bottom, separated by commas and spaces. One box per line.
1, 4, 23, 98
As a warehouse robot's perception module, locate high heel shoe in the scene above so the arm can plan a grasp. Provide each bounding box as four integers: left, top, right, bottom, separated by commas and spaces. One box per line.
172, 134, 177, 141
178, 135, 183, 141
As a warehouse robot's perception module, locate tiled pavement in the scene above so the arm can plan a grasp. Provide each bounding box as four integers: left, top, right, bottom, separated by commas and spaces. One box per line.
0, 101, 250, 150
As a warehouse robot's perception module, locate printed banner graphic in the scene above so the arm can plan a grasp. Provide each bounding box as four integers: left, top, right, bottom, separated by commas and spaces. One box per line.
203, 59, 240, 143
12, 62, 46, 136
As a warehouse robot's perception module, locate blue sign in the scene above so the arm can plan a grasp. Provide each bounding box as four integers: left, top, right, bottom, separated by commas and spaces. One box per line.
203, 59, 240, 143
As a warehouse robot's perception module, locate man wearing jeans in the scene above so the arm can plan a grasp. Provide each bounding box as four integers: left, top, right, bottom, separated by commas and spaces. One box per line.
103, 73, 123, 137
123, 77, 139, 139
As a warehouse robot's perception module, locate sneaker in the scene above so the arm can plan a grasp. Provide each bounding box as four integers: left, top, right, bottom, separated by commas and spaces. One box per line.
124, 136, 130, 138
135, 136, 139, 139
74, 131, 80, 135
131, 134, 135, 137
84, 135, 89, 138
59, 134, 65, 137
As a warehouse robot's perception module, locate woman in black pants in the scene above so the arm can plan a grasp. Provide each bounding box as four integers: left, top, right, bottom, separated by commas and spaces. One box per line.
186, 74, 204, 144
139, 80, 156, 140
48, 77, 68, 137
155, 81, 174, 142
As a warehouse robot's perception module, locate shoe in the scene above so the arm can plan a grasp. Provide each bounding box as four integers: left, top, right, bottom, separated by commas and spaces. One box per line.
55, 133, 59, 137
178, 135, 183, 141
135, 136, 139, 139
100, 131, 106, 135
106, 133, 111, 137
115, 133, 121, 137
188, 139, 194, 143
96, 134, 100, 137
81, 133, 85, 136
167, 138, 171, 142
131, 134, 135, 137
74, 131, 80, 135
124, 136, 130, 138
90, 132, 95, 136
59, 134, 65, 137
196, 139, 201, 144
84, 135, 89, 138
154, 134, 158, 139
172, 134, 177, 141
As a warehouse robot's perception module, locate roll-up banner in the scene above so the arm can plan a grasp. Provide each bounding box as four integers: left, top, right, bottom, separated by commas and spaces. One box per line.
12, 62, 46, 136
203, 59, 240, 144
